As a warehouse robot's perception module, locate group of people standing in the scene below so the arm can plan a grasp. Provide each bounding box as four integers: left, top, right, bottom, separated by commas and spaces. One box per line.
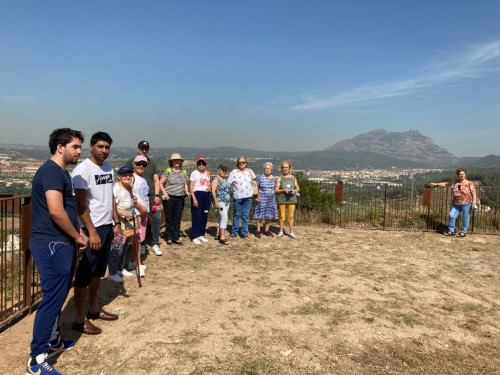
188, 156, 301, 245
26, 129, 303, 375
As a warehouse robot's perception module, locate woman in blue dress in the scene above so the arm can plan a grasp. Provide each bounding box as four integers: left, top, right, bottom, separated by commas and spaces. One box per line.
254, 162, 278, 237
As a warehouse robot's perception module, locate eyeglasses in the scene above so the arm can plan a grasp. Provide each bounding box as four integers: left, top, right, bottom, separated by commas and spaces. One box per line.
136, 163, 147, 167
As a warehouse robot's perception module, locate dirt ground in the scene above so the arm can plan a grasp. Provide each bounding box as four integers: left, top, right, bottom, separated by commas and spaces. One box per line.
1, 222, 499, 375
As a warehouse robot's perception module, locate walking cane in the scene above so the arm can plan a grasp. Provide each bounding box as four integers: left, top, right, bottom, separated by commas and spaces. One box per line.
131, 213, 142, 287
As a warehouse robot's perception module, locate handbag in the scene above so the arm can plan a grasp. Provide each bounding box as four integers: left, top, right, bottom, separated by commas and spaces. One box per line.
247, 168, 259, 196
251, 179, 259, 196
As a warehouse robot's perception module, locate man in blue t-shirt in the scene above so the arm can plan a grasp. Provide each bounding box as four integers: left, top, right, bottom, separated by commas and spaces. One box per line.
27, 128, 88, 375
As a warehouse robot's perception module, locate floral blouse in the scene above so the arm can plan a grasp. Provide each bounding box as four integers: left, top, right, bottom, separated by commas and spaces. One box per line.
452, 182, 475, 206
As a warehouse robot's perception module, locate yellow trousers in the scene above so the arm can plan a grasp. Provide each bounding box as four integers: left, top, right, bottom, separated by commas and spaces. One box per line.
278, 203, 296, 223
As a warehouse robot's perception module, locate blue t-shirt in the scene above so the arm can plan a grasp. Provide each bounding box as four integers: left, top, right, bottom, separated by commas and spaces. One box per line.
30, 159, 78, 243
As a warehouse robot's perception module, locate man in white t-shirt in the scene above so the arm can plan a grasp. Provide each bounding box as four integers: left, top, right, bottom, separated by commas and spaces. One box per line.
71, 131, 121, 335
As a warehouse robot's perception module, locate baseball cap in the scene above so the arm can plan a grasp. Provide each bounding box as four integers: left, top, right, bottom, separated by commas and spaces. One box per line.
134, 155, 148, 164
197, 156, 207, 163
117, 166, 134, 175
137, 140, 150, 149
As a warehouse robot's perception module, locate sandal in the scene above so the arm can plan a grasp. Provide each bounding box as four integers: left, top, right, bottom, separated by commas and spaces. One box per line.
443, 231, 454, 236
219, 238, 229, 245
255, 231, 261, 238
457, 232, 466, 238
263, 231, 274, 237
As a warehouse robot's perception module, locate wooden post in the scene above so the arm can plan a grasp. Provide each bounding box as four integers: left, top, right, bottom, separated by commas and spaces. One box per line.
422, 185, 432, 231
334, 181, 343, 227
334, 181, 343, 203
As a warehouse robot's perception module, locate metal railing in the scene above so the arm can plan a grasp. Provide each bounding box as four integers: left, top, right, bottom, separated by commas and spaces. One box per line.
0, 195, 40, 329
295, 181, 500, 233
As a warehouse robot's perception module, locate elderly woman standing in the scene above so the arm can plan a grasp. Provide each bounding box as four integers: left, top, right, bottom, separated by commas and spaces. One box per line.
228, 156, 256, 239
109, 166, 136, 283
254, 162, 278, 237
190, 157, 211, 245
211, 164, 230, 245
160, 153, 189, 246
430, 168, 477, 237
275, 160, 300, 239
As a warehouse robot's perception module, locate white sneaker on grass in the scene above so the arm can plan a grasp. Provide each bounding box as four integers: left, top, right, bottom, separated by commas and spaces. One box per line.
199, 236, 209, 243
290, 233, 297, 239
193, 238, 202, 245
119, 269, 133, 277
277, 232, 284, 238
108, 274, 124, 283
152, 245, 162, 256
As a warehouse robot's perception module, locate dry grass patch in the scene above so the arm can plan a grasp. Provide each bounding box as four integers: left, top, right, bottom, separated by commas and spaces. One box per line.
1, 224, 499, 374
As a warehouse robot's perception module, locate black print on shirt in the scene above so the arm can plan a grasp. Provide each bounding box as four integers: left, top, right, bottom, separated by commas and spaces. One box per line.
94, 174, 113, 185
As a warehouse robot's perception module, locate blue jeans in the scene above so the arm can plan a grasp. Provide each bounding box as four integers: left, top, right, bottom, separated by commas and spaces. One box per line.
148, 195, 161, 246
232, 197, 252, 236
449, 204, 472, 234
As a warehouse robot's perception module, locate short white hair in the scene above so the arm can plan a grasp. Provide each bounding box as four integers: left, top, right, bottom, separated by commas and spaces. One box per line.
263, 161, 273, 169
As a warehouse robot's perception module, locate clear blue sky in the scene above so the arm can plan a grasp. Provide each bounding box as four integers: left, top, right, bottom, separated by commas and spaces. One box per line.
1, 1, 499, 156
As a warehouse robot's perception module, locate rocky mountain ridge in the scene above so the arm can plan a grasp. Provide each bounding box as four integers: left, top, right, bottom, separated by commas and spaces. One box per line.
325, 129, 458, 167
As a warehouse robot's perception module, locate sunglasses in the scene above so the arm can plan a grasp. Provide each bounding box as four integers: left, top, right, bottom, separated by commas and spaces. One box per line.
136, 163, 147, 167
197, 162, 206, 166
238, 161, 247, 164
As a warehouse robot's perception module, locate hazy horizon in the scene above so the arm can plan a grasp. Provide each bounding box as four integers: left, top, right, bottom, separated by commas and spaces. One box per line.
1, 1, 500, 157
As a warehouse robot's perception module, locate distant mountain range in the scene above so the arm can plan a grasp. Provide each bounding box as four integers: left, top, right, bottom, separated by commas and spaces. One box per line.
1, 129, 499, 170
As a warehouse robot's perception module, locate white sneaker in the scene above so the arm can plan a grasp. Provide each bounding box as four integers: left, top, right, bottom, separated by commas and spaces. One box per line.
119, 269, 133, 277
140, 264, 147, 270
192, 238, 202, 245
108, 274, 124, 283
152, 245, 162, 256
277, 232, 284, 238
139, 267, 145, 278
290, 233, 297, 239
199, 236, 209, 243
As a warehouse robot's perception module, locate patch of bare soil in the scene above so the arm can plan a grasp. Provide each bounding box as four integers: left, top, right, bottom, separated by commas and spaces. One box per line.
1, 223, 499, 374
